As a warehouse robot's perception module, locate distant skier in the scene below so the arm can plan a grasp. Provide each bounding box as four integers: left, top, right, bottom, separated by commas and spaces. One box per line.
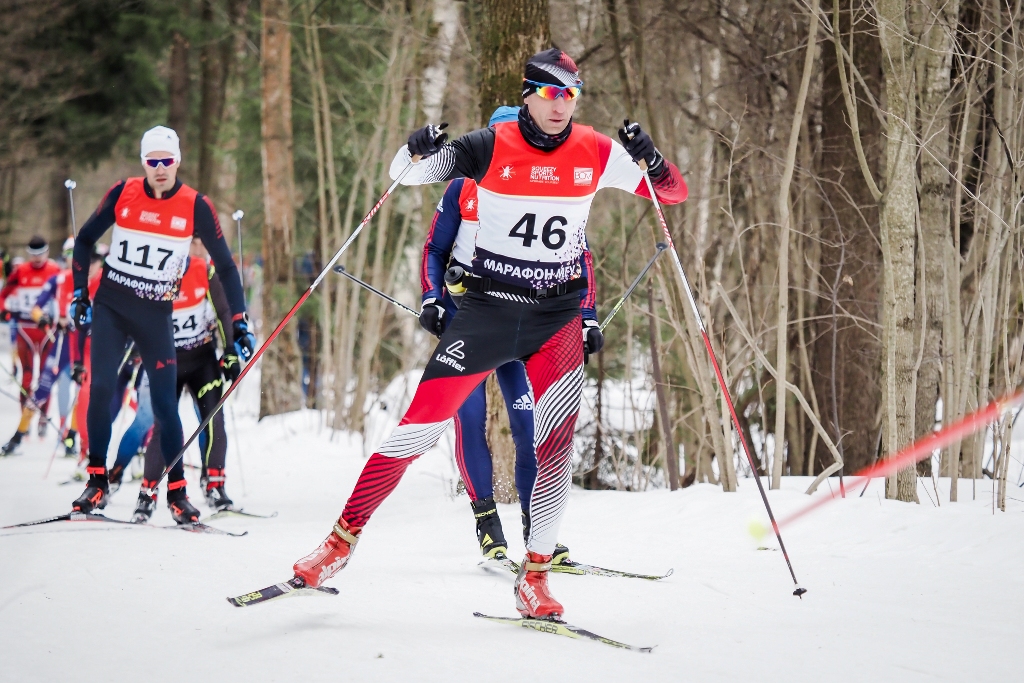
129, 237, 240, 522
292, 48, 686, 619
0, 236, 61, 454
68, 125, 253, 523
419, 106, 602, 564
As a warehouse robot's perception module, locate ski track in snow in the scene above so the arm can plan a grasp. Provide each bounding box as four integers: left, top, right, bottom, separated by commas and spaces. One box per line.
1, 358, 1023, 681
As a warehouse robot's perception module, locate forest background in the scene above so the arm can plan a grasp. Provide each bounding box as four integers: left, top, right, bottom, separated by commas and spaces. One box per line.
2, 0, 1022, 508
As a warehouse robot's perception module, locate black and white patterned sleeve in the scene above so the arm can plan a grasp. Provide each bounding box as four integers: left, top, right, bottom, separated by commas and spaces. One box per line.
388, 128, 495, 185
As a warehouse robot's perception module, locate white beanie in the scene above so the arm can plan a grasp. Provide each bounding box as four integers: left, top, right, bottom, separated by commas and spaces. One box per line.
140, 126, 181, 162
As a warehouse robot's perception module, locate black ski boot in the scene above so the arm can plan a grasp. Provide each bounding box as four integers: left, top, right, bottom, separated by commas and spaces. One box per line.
201, 469, 233, 510
522, 510, 570, 565
72, 469, 109, 513
131, 481, 158, 523
167, 485, 201, 525
472, 497, 508, 559
108, 464, 126, 494
1, 430, 26, 456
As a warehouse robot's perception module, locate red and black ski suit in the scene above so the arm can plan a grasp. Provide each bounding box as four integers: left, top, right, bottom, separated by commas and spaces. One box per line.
338, 119, 687, 556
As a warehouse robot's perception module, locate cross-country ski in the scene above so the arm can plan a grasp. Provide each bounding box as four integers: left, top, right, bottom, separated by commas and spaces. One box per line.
3, 9, 1024, 681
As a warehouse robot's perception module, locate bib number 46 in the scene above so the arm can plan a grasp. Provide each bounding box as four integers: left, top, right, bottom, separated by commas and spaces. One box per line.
509, 213, 567, 250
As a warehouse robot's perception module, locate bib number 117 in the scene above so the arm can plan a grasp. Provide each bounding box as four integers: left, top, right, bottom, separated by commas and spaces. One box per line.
117, 241, 174, 271
509, 213, 567, 250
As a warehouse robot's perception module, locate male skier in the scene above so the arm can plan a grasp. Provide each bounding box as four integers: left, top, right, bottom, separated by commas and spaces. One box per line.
69, 125, 254, 523
292, 48, 686, 619
420, 106, 603, 563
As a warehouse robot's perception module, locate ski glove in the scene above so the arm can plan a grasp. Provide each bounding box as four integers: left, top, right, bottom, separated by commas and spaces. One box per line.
232, 316, 256, 361
617, 120, 665, 177
71, 361, 86, 385
407, 122, 449, 159
583, 319, 604, 355
419, 298, 445, 337
0, 309, 12, 323
70, 289, 92, 326
220, 353, 241, 382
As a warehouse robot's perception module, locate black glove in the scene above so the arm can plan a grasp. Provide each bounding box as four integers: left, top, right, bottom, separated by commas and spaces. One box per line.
70, 289, 92, 326
617, 120, 665, 176
583, 319, 604, 355
220, 353, 241, 382
232, 315, 256, 361
71, 361, 86, 385
419, 298, 445, 337
0, 309, 12, 323
36, 313, 53, 331
408, 122, 449, 159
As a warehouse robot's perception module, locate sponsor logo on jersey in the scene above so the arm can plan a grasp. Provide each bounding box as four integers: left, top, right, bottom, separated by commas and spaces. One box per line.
499, 165, 515, 180
574, 167, 594, 185
120, 207, 131, 219
171, 216, 188, 230
482, 259, 575, 283
434, 353, 465, 373
445, 340, 465, 359
530, 166, 560, 184
139, 211, 161, 225
436, 199, 444, 211
194, 287, 205, 298
464, 199, 476, 211
512, 394, 533, 411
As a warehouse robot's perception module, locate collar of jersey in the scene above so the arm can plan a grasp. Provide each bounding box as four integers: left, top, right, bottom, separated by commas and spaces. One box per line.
518, 105, 572, 151
143, 177, 183, 200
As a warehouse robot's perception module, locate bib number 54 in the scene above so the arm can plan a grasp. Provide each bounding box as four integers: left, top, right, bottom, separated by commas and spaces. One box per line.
509, 213, 567, 250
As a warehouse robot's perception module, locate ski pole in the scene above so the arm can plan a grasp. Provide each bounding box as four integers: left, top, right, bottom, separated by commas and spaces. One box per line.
333, 265, 419, 318
44, 390, 80, 480
64, 179, 78, 237
627, 124, 805, 597
232, 210, 244, 288
155, 157, 421, 485
600, 242, 667, 332
0, 359, 64, 436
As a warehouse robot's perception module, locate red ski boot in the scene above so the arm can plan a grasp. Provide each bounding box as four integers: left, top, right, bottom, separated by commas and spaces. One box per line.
514, 551, 563, 619
292, 518, 361, 588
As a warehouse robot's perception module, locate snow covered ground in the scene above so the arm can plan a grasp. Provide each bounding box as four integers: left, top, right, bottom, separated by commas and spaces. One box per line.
2, 361, 1024, 682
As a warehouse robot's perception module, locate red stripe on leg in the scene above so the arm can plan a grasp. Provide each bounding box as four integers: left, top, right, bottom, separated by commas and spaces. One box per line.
526, 318, 582, 399
400, 372, 489, 425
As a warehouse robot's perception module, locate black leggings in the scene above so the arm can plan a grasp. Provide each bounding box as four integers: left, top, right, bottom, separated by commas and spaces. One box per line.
89, 294, 184, 483
143, 345, 226, 482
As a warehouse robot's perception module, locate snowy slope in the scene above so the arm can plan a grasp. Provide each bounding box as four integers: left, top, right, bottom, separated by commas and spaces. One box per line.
2, 364, 1024, 682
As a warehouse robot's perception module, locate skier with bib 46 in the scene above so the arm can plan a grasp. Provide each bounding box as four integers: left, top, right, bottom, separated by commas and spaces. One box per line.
68, 126, 254, 523
291, 48, 686, 619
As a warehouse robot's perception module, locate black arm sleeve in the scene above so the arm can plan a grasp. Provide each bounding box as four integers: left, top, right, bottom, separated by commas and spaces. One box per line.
207, 268, 235, 350
73, 181, 124, 291
448, 127, 495, 183
193, 194, 246, 317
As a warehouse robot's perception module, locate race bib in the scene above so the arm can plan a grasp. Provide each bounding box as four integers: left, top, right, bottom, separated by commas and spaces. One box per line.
106, 224, 190, 301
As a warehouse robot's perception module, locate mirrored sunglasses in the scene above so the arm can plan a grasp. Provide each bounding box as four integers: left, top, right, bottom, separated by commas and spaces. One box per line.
144, 157, 176, 168
524, 78, 583, 100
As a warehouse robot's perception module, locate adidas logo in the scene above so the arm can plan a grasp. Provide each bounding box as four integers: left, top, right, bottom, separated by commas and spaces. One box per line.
512, 394, 533, 411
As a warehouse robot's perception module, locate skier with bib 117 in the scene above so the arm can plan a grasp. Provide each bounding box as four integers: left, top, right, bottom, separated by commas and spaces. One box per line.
289, 48, 686, 620
68, 125, 254, 523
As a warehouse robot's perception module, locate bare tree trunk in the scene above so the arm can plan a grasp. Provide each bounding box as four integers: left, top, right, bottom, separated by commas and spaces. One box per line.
486, 374, 518, 502
771, 7, 818, 488
876, 0, 918, 502
913, 0, 958, 470
259, 0, 304, 417
648, 280, 677, 489
168, 28, 192, 163
475, 0, 550, 115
